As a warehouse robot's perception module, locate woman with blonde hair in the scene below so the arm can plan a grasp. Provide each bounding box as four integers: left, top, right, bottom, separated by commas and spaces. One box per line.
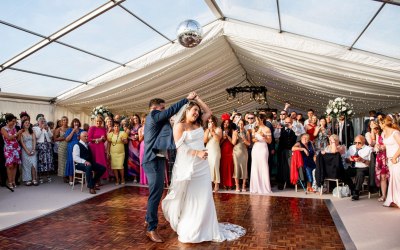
379, 116, 400, 208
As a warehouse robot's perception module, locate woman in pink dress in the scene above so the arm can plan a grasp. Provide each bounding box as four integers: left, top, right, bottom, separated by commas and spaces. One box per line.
88, 115, 108, 181
1, 113, 23, 189
128, 114, 141, 182
380, 116, 400, 208
138, 114, 148, 185
250, 115, 273, 194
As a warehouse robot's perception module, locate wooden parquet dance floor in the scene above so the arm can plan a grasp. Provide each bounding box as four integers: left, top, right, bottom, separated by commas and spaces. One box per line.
0, 186, 346, 249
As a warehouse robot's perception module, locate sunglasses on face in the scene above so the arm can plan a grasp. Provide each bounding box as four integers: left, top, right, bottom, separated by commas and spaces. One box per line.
354, 141, 362, 144
248, 117, 255, 120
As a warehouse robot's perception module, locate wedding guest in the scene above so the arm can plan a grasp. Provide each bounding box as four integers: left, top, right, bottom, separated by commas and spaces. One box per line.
371, 121, 389, 202
54, 116, 69, 182
88, 115, 108, 182
292, 133, 317, 192
314, 117, 329, 153
304, 109, 315, 127
232, 119, 249, 192
128, 114, 141, 182
73, 131, 106, 194
306, 115, 317, 143
362, 110, 377, 136
345, 135, 372, 201
334, 114, 354, 148
276, 117, 297, 190
220, 114, 236, 189
138, 113, 148, 185
20, 120, 38, 186
250, 115, 272, 194
83, 123, 90, 132
245, 112, 256, 182
33, 117, 54, 183
380, 116, 400, 208
1, 113, 23, 189
204, 115, 222, 192
65, 118, 84, 185
108, 120, 128, 185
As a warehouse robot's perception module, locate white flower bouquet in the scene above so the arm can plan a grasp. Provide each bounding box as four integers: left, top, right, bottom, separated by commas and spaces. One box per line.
91, 105, 112, 119
325, 97, 354, 118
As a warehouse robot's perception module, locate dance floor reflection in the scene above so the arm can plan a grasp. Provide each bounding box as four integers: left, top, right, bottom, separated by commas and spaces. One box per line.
0, 186, 346, 249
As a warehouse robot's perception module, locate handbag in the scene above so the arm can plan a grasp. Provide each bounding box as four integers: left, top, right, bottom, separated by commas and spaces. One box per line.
332, 185, 350, 198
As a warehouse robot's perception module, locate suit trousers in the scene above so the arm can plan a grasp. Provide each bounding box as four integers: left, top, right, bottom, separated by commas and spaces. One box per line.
143, 157, 166, 231
75, 162, 106, 189
346, 167, 369, 192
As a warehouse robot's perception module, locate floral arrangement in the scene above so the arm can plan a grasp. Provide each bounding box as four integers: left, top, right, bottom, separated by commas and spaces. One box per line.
91, 105, 113, 119
325, 97, 354, 118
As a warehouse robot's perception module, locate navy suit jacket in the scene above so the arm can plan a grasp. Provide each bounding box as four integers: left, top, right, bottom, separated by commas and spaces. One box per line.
143, 98, 188, 164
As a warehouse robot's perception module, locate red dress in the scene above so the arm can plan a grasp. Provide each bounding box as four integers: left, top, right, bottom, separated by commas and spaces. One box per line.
307, 124, 316, 142
220, 138, 234, 188
88, 126, 108, 178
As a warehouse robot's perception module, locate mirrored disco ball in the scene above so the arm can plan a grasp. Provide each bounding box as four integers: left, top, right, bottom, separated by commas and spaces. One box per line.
177, 19, 203, 48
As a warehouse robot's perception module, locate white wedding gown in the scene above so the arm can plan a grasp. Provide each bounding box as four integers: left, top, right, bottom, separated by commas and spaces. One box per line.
162, 127, 246, 243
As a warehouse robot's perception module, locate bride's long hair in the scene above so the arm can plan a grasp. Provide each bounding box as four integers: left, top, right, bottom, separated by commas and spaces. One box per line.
179, 101, 203, 126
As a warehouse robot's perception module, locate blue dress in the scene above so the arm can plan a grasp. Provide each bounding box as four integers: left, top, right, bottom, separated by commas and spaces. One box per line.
64, 128, 83, 176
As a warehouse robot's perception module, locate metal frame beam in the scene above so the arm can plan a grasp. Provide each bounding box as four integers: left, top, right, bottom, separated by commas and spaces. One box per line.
0, 0, 126, 72
204, 0, 225, 20
8, 67, 87, 84
0, 20, 125, 67
349, 3, 385, 50
118, 4, 174, 43
276, 0, 282, 33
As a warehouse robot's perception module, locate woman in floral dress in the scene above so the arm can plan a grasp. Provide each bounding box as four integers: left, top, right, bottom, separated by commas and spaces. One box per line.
128, 114, 141, 182
1, 113, 23, 189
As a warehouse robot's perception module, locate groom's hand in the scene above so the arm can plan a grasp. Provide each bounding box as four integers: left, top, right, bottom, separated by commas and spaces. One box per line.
187, 92, 197, 100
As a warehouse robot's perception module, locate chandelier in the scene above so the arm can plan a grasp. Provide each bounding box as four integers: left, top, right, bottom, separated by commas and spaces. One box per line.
226, 73, 268, 104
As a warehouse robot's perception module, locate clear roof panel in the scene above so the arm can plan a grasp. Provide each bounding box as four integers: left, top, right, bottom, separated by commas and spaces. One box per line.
13, 42, 117, 82
59, 6, 167, 65
216, 0, 279, 29
279, 0, 382, 46
122, 0, 216, 40
0, 0, 106, 35
354, 3, 400, 59
0, 24, 41, 63
0, 69, 81, 97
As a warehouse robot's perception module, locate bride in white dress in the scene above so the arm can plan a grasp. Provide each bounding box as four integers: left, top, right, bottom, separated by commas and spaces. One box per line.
162, 95, 246, 243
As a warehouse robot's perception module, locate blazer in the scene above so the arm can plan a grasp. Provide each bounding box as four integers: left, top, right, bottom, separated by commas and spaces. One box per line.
143, 98, 188, 164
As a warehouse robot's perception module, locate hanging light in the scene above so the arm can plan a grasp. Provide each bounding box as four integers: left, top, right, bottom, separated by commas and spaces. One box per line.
226, 73, 268, 105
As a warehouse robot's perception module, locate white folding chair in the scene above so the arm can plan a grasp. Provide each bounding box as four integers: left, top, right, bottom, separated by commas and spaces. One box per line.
72, 163, 86, 192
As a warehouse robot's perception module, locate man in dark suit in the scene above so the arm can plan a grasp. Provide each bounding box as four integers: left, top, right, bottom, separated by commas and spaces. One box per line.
333, 115, 354, 148
143, 92, 197, 243
72, 131, 106, 194
264, 112, 276, 178
276, 117, 297, 189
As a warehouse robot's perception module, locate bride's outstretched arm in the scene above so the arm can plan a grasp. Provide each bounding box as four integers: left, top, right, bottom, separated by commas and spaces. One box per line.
194, 95, 212, 124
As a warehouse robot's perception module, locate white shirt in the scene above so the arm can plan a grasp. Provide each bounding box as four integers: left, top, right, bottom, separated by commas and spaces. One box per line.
346, 145, 372, 168
33, 126, 53, 143
73, 140, 88, 164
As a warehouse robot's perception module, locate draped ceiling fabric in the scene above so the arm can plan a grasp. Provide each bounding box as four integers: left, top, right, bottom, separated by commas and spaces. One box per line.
56, 19, 400, 117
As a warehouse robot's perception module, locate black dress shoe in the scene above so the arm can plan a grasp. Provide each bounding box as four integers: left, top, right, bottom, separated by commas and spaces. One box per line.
351, 195, 359, 201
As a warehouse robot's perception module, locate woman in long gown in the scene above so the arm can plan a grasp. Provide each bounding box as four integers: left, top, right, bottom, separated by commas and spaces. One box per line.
54, 116, 68, 182
220, 116, 236, 189
138, 114, 148, 185
128, 114, 141, 182
65, 118, 83, 185
250, 115, 273, 194
20, 120, 38, 186
162, 95, 245, 243
203, 115, 222, 192
380, 116, 400, 208
233, 119, 249, 192
88, 115, 108, 180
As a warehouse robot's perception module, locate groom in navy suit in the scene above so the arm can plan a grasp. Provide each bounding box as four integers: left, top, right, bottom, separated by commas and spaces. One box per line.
143, 92, 197, 243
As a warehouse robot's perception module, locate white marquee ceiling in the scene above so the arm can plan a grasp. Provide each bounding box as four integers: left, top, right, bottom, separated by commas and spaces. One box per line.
1, 0, 400, 117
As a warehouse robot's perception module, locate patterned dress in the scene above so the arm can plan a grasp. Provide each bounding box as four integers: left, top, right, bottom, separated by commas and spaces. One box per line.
375, 135, 389, 186
57, 129, 68, 177
128, 126, 141, 177
2, 126, 21, 167
37, 137, 54, 173
21, 133, 37, 181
